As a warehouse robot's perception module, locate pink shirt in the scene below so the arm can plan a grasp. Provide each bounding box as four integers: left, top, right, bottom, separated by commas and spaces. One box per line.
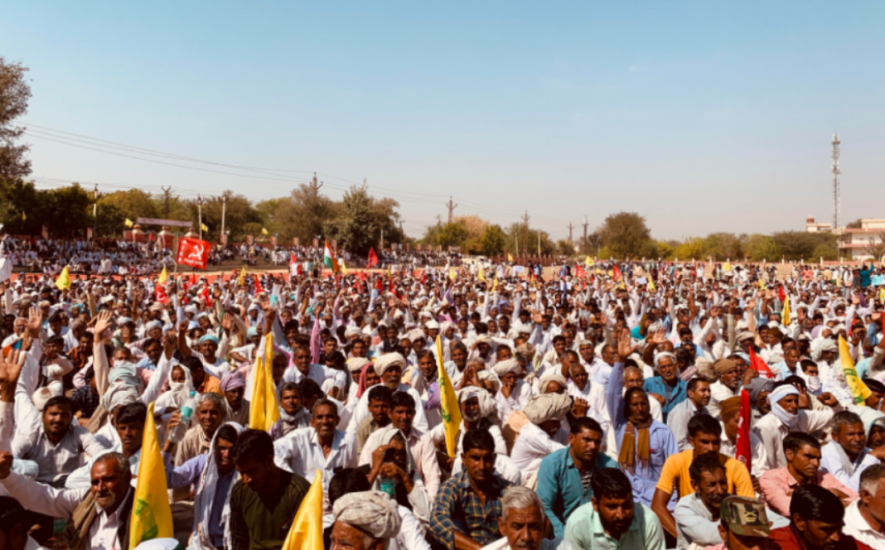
759, 466, 858, 517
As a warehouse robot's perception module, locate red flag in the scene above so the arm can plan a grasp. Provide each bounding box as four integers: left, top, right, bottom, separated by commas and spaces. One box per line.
367, 247, 379, 269
254, 275, 264, 295
575, 265, 586, 279
613, 264, 623, 281
376, 276, 383, 292
201, 284, 212, 307
420, 270, 426, 284
155, 284, 169, 305
777, 284, 786, 303
735, 389, 752, 470
289, 254, 302, 278
176, 237, 210, 270
748, 347, 775, 379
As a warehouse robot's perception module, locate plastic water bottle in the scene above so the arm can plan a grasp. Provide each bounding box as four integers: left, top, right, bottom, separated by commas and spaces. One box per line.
168, 391, 197, 444
378, 475, 396, 497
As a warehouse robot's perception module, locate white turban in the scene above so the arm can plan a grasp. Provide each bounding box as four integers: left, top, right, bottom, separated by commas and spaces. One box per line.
474, 335, 492, 345
492, 359, 521, 378
347, 357, 372, 374
769, 384, 800, 429
538, 373, 568, 394
524, 393, 572, 425
457, 386, 496, 418
333, 491, 402, 541
374, 353, 407, 377
100, 383, 139, 414
32, 381, 64, 412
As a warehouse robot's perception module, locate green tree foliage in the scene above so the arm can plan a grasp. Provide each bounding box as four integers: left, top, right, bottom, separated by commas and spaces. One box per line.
480, 224, 507, 256
0, 58, 31, 180
324, 185, 402, 256
745, 234, 781, 261
598, 212, 652, 259
198, 191, 262, 241
274, 183, 340, 243
578, 232, 604, 257
771, 231, 837, 261
423, 220, 471, 250
812, 244, 838, 261
673, 237, 705, 260
556, 240, 575, 257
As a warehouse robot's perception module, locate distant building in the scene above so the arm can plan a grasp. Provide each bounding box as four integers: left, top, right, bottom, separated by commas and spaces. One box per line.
837, 219, 885, 260
805, 216, 832, 233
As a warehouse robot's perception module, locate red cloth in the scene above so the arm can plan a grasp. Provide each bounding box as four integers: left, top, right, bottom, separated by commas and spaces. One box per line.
748, 347, 775, 378
735, 389, 752, 470
769, 525, 873, 550
367, 247, 378, 269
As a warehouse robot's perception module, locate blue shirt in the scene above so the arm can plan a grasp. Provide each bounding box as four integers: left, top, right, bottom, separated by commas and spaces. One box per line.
616, 420, 679, 507
642, 376, 688, 419
536, 446, 619, 538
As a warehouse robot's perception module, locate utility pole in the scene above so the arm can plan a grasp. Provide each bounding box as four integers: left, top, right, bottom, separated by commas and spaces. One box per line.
92, 185, 101, 239
160, 187, 172, 217
568, 222, 575, 244
832, 133, 841, 230
446, 197, 458, 223
380, 228, 385, 249
197, 194, 204, 240
522, 211, 530, 257
310, 172, 323, 194
583, 216, 588, 242
220, 194, 228, 244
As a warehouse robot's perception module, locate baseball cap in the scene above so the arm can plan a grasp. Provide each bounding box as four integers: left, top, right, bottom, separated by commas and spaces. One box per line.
720, 496, 770, 538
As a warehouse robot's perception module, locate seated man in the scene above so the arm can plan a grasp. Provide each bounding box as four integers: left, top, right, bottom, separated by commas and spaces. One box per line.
357, 385, 393, 453
701, 496, 771, 550
269, 381, 311, 440
536, 417, 618, 538
821, 411, 884, 494
330, 490, 401, 550
843, 463, 885, 548
430, 429, 512, 550
673, 453, 729, 549
510, 393, 572, 488
228, 430, 311, 550
0, 450, 135, 550
563, 467, 665, 550
653, 414, 755, 539
759, 432, 858, 517
769, 484, 874, 550
481, 486, 560, 550
667, 377, 711, 451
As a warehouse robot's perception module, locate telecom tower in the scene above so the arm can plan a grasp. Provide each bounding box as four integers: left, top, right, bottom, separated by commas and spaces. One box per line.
832, 132, 841, 230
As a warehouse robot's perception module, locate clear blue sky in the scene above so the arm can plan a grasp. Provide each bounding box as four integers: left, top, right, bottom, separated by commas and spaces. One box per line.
3, 1, 885, 242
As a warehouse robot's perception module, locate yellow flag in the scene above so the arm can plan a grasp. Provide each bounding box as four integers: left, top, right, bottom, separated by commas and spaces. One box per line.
836, 276, 842, 288
491, 275, 498, 292
724, 261, 732, 272
55, 266, 72, 291
129, 402, 174, 548
584, 256, 594, 267
436, 335, 462, 457
237, 265, 246, 286
758, 277, 765, 290
250, 333, 280, 430
158, 266, 168, 284
261, 227, 269, 236
782, 296, 791, 326
507, 253, 514, 262
201, 223, 208, 232
449, 268, 457, 281
648, 279, 657, 292
478, 265, 486, 282
387, 266, 392, 278
838, 335, 872, 405
280, 470, 324, 550
21, 211, 26, 221
340, 260, 348, 275
879, 287, 885, 303
124, 218, 134, 228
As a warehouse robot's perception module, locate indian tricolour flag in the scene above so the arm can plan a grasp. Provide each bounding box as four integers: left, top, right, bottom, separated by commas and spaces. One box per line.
323, 240, 339, 273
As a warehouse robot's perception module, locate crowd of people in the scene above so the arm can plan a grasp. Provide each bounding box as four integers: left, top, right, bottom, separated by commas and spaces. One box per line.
0, 233, 884, 550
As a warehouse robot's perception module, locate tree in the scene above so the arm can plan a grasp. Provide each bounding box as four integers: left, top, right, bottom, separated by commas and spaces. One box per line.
455, 215, 488, 254
865, 233, 885, 262
324, 185, 401, 255
745, 234, 781, 261
673, 237, 705, 260
423, 220, 471, 250
578, 231, 604, 257
812, 244, 838, 261
556, 240, 575, 257
847, 219, 863, 229
198, 191, 261, 241
598, 212, 652, 259
255, 198, 283, 235
0, 58, 31, 180
771, 231, 837, 261
274, 184, 339, 243
480, 224, 507, 256
702, 232, 745, 261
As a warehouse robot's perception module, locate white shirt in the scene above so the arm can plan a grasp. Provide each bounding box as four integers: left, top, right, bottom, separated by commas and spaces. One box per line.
388, 505, 432, 550
667, 399, 707, 452
568, 379, 612, 438
819, 442, 881, 493
707, 380, 740, 419
510, 423, 567, 485
495, 380, 533, 419
719, 426, 768, 478
283, 363, 347, 392
751, 408, 835, 473
843, 501, 885, 548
